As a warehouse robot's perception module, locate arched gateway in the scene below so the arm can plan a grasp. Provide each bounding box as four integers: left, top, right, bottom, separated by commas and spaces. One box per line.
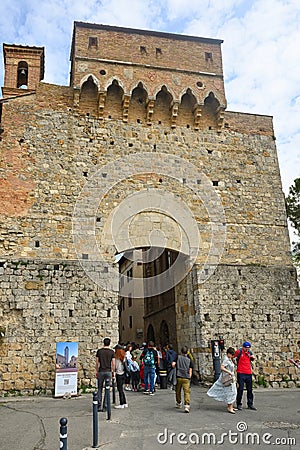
0, 22, 299, 395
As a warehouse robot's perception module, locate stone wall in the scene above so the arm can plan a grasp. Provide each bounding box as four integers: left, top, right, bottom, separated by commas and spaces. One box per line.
189, 264, 300, 386
0, 259, 118, 394
0, 22, 299, 394
0, 99, 291, 265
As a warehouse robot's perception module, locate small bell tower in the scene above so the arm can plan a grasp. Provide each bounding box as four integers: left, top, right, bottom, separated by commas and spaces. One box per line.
2, 44, 44, 98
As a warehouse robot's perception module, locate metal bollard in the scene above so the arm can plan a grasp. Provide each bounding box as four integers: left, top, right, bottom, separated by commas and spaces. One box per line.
92, 392, 98, 448
211, 340, 221, 382
105, 377, 111, 420
59, 417, 67, 450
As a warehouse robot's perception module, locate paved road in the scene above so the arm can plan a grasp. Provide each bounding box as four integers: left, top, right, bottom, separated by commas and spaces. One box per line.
0, 386, 299, 449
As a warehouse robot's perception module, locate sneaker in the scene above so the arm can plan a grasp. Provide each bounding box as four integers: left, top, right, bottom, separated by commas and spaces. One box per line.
114, 404, 124, 409
123, 403, 128, 408
184, 406, 190, 413
237, 405, 242, 411
149, 392, 155, 396
125, 386, 132, 391
144, 390, 150, 395
248, 405, 257, 410
176, 402, 182, 409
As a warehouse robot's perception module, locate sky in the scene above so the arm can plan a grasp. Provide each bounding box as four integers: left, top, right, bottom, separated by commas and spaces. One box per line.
0, 1, 299, 196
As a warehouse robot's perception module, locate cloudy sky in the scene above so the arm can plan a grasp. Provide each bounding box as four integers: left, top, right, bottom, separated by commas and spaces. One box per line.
0, 0, 299, 198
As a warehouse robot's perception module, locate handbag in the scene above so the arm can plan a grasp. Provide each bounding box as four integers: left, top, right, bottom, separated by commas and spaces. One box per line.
222, 373, 233, 387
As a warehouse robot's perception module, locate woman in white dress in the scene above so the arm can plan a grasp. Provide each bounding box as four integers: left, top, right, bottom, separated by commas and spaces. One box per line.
207, 347, 237, 414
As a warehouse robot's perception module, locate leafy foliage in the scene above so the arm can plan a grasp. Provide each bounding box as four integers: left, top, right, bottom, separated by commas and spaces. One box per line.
286, 178, 300, 261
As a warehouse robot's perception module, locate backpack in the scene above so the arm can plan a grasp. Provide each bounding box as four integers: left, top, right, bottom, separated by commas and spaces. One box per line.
124, 358, 131, 374
143, 349, 155, 367
130, 362, 139, 372
236, 348, 253, 365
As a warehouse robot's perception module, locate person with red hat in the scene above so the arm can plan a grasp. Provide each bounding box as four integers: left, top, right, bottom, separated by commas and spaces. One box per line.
234, 341, 257, 411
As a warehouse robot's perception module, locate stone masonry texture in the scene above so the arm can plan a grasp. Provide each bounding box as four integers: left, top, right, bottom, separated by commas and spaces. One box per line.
0, 21, 299, 395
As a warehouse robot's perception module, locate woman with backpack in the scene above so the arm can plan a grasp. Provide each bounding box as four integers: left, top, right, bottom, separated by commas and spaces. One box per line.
130, 355, 140, 391
124, 343, 133, 391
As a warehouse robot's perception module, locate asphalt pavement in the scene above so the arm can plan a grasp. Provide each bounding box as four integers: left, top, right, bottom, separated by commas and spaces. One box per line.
0, 386, 299, 450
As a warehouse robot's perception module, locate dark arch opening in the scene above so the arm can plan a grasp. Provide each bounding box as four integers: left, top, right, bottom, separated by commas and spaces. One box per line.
147, 324, 155, 343
104, 79, 124, 120
159, 320, 169, 347
17, 61, 28, 89
79, 76, 98, 116
178, 88, 197, 127
128, 82, 148, 123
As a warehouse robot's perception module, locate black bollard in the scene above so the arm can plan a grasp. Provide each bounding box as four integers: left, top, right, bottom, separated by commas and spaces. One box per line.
92, 392, 98, 448
112, 377, 116, 404
59, 417, 67, 450
211, 340, 221, 382
105, 377, 111, 420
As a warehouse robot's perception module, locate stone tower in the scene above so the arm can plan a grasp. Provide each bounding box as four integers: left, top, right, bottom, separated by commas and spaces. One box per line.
2, 44, 44, 98
0, 22, 299, 395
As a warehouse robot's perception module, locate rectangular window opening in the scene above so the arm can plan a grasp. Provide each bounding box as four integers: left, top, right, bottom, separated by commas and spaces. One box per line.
205, 52, 213, 62
89, 37, 98, 48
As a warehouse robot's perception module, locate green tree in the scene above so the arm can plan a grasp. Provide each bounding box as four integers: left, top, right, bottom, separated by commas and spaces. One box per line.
286, 178, 300, 261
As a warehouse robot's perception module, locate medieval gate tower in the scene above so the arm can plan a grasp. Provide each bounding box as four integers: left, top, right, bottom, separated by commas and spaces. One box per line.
0, 22, 299, 394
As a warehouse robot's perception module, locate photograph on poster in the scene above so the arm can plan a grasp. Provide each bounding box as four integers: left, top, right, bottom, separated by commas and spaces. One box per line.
55, 341, 78, 373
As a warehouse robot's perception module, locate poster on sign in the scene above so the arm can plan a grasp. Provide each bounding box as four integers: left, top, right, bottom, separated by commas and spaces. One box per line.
54, 341, 78, 397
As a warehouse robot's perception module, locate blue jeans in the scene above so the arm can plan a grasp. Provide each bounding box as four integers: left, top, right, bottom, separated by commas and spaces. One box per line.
144, 366, 156, 392
237, 373, 254, 407
97, 371, 112, 407
168, 367, 177, 386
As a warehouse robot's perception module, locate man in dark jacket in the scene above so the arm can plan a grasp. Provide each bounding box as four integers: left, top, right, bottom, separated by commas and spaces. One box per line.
166, 344, 177, 390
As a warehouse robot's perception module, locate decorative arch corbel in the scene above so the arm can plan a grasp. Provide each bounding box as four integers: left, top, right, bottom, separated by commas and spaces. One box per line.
202, 90, 222, 107
128, 82, 149, 124
104, 77, 126, 93
202, 91, 225, 132
152, 85, 174, 126
177, 88, 198, 129
78, 74, 100, 117
152, 83, 176, 101
104, 79, 124, 121
147, 96, 155, 125
128, 80, 150, 97
79, 74, 100, 91
193, 103, 203, 130
178, 86, 200, 104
